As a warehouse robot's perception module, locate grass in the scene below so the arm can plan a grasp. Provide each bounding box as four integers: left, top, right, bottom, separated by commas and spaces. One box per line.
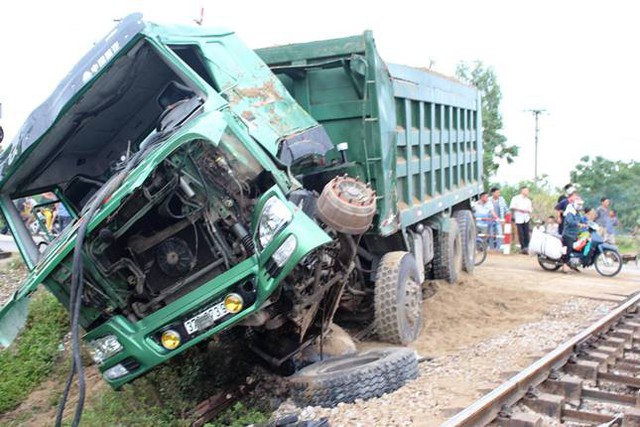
80, 383, 187, 427
0, 292, 68, 413
617, 234, 640, 254
0, 323, 271, 425
80, 389, 268, 427
0, 277, 271, 425
204, 402, 269, 427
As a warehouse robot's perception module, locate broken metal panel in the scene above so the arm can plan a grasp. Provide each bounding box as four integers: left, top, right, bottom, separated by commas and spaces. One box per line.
198, 37, 321, 158
0, 295, 29, 348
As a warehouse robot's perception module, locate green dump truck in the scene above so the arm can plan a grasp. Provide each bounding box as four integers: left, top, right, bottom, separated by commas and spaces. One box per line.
0, 14, 481, 409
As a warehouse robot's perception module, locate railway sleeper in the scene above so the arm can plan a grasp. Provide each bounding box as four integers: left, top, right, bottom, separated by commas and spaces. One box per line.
538, 376, 582, 401
522, 392, 564, 419
614, 360, 640, 373
444, 296, 640, 427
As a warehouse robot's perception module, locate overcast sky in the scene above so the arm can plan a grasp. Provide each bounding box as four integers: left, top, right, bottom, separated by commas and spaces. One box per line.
0, 0, 638, 188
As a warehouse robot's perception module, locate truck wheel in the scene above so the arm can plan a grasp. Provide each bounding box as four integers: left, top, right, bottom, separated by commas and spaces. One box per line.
289, 347, 418, 408
453, 210, 476, 273
374, 252, 423, 345
432, 219, 462, 283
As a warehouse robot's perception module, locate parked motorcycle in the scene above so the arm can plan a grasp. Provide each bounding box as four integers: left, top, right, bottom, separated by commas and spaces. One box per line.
535, 223, 622, 277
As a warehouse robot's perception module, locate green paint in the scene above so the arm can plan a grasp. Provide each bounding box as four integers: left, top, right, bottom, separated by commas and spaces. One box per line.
0, 21, 482, 389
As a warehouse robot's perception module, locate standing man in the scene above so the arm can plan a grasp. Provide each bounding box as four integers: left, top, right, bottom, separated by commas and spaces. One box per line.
595, 197, 611, 241
489, 187, 508, 250
510, 186, 533, 254
474, 192, 497, 236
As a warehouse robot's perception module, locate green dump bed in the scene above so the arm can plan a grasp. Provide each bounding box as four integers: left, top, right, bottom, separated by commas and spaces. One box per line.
256, 31, 482, 237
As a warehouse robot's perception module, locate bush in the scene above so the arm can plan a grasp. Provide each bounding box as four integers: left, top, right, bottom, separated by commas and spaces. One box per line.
80, 382, 187, 426
0, 292, 68, 413
617, 235, 640, 254
204, 402, 268, 427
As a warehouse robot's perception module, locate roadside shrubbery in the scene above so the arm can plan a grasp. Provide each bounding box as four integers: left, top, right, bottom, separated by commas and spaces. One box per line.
0, 291, 68, 413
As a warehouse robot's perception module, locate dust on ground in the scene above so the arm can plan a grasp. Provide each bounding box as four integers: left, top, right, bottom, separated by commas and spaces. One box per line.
415, 272, 552, 357
0, 255, 28, 307
275, 253, 632, 426
0, 366, 107, 427
1, 252, 638, 426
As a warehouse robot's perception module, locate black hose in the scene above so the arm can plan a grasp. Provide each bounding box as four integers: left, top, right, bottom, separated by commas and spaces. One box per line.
55, 148, 146, 427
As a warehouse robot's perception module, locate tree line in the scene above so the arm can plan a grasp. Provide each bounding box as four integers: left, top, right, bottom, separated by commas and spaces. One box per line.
456, 62, 638, 232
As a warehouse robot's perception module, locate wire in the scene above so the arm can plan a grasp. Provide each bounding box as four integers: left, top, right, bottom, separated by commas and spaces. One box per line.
55, 147, 147, 427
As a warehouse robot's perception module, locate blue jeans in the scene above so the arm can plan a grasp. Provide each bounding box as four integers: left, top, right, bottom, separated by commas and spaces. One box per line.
488, 220, 502, 249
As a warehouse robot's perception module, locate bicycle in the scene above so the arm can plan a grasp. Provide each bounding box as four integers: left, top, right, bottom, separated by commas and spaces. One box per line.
475, 235, 488, 266
474, 217, 503, 266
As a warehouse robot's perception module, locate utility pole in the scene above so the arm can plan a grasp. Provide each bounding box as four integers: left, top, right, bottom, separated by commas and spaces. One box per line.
525, 109, 546, 181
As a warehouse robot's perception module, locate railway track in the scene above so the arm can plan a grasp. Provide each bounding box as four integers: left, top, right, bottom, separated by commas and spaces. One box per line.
442, 291, 640, 427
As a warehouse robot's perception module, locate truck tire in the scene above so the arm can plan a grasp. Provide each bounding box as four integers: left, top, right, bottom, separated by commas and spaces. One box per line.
432, 218, 462, 283
453, 210, 476, 273
289, 347, 418, 407
374, 252, 423, 345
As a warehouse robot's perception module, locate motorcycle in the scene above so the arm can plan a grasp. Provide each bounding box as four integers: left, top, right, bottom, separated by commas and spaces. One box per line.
536, 223, 623, 277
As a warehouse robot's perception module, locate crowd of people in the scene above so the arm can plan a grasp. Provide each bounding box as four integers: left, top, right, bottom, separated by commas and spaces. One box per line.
14, 192, 71, 237
473, 184, 620, 272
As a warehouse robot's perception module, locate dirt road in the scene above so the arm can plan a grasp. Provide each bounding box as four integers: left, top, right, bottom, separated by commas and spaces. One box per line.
280, 253, 640, 426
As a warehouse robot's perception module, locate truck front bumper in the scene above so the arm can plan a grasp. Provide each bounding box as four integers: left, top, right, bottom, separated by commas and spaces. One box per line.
84, 194, 330, 389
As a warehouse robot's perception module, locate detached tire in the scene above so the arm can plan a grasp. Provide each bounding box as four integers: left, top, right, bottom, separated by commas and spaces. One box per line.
432, 218, 462, 283
289, 347, 418, 408
453, 210, 476, 273
375, 251, 423, 345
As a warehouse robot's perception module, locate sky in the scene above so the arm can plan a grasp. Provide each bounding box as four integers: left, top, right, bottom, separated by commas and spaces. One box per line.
0, 0, 638, 188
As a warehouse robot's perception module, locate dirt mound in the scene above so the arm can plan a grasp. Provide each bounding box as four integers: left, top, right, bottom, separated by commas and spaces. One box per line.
415, 272, 555, 356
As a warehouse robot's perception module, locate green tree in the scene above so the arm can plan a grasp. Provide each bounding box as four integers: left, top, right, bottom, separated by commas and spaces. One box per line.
570, 156, 640, 231
456, 62, 519, 187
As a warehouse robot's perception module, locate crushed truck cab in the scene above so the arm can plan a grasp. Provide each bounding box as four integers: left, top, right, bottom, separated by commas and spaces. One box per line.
0, 14, 332, 387
0, 14, 482, 391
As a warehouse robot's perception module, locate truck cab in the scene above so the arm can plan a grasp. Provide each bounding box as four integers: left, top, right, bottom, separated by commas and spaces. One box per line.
0, 14, 343, 388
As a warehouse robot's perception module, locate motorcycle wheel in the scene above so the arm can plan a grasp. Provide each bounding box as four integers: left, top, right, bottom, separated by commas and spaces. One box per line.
538, 255, 561, 271
594, 249, 623, 277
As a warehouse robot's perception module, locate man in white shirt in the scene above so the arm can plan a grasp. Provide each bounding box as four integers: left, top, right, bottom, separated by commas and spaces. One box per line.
509, 186, 533, 254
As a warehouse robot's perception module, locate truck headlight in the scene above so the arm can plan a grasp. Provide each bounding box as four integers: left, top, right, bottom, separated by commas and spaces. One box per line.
160, 330, 181, 350
258, 197, 292, 249
89, 335, 123, 365
224, 293, 244, 314
272, 235, 297, 267
103, 363, 129, 380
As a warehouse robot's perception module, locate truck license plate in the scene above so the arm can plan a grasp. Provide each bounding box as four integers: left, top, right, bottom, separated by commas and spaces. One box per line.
184, 302, 228, 334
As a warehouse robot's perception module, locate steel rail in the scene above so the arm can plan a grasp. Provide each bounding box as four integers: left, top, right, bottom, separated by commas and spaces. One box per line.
441, 291, 640, 427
